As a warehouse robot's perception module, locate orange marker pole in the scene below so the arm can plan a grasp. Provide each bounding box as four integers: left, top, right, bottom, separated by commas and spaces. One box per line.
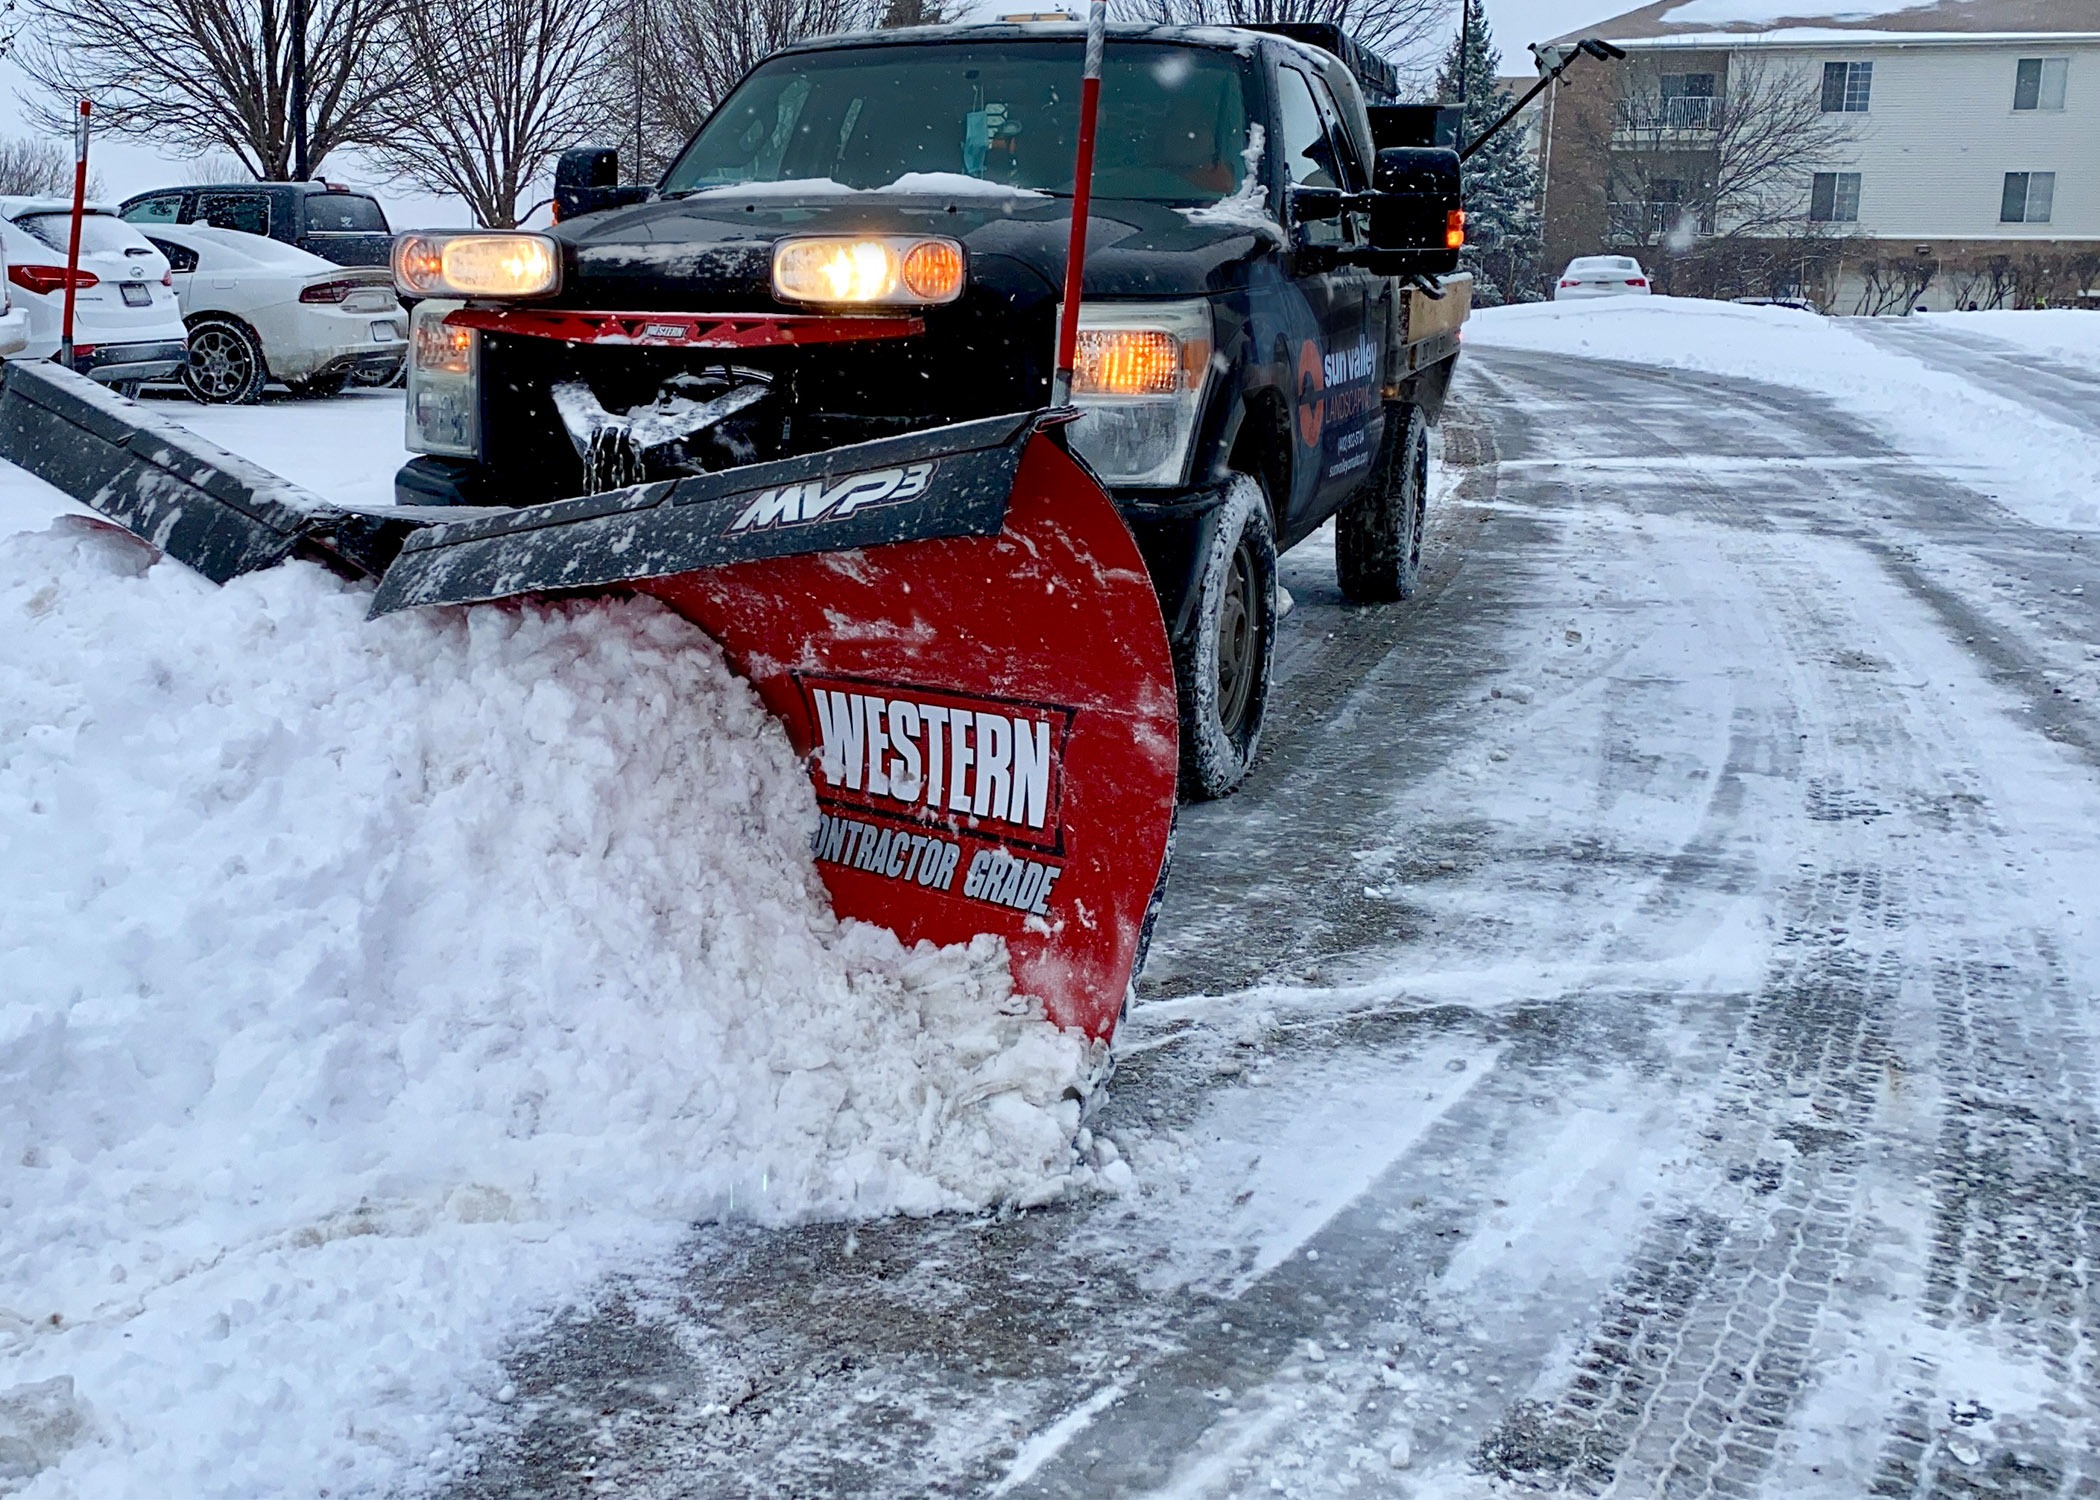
60, 100, 92, 371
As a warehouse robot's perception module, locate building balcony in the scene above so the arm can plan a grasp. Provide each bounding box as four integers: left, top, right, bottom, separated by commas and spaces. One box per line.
1612, 96, 1718, 145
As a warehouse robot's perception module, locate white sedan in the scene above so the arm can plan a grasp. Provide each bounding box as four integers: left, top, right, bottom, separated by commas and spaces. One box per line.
1, 198, 188, 387
1554, 256, 1653, 301
139, 223, 406, 403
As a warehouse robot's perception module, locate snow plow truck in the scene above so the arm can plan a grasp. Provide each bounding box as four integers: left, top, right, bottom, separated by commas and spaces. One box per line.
0, 12, 1467, 1044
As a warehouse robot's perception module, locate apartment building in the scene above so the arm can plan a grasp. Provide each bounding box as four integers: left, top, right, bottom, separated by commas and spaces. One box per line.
1532, 0, 2100, 310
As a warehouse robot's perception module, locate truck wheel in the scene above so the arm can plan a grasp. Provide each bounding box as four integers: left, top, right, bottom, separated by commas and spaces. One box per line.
182, 318, 269, 406
1335, 402, 1428, 603
1175, 474, 1277, 801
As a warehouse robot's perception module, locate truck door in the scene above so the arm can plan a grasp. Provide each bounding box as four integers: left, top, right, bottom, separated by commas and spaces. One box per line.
1272, 64, 1384, 543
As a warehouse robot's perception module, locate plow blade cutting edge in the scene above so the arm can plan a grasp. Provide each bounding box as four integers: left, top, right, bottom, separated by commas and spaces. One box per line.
373, 413, 1179, 1041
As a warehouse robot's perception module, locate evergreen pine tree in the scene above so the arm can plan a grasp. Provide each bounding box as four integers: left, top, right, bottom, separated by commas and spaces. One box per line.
1434, 0, 1542, 305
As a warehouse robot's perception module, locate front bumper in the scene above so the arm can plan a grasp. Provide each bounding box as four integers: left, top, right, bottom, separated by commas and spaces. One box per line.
79, 339, 189, 384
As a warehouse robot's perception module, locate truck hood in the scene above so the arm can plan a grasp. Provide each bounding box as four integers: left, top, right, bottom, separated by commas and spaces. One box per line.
552, 183, 1282, 311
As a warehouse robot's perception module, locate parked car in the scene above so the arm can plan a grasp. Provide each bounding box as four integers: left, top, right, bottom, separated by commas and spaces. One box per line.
1554, 255, 1652, 300
139, 223, 407, 403
0, 198, 187, 388
0, 233, 29, 356
118, 182, 395, 268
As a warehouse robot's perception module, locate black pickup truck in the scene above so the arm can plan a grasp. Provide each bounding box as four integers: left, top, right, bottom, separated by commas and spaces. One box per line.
395, 20, 1469, 798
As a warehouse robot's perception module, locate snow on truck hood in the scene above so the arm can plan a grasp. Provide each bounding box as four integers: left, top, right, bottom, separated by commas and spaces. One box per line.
0, 517, 1104, 1496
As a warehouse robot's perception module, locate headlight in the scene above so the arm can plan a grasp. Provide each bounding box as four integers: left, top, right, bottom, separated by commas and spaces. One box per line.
1063, 300, 1214, 487
405, 299, 479, 458
772, 236, 966, 306
393, 233, 561, 299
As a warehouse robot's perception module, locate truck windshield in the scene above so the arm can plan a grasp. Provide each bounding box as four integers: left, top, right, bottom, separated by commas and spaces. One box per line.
662, 43, 1251, 204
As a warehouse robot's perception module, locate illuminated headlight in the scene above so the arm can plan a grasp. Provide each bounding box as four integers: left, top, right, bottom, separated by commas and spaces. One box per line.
393, 232, 560, 299
405, 300, 479, 458
1064, 299, 1214, 487
772, 236, 965, 306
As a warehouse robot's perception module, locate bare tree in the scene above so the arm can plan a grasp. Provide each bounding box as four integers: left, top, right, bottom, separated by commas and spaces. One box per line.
637, 0, 878, 160
1602, 49, 1858, 296
1117, 0, 1445, 66
0, 135, 88, 197
1852, 253, 1936, 315
366, 0, 616, 227
16, 0, 403, 178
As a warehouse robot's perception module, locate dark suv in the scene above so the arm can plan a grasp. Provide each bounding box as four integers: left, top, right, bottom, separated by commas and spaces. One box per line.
118, 182, 395, 268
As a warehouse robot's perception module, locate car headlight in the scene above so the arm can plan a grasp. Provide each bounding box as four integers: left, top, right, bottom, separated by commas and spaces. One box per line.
393, 232, 560, 299
772, 236, 965, 306
1063, 299, 1214, 488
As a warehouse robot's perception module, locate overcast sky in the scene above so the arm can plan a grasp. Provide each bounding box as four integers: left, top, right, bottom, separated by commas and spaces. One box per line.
1, 0, 1638, 216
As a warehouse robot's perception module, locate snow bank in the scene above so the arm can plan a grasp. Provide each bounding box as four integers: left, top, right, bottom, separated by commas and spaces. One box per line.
1920, 309, 2100, 371
0, 518, 1096, 1497
1468, 298, 2100, 532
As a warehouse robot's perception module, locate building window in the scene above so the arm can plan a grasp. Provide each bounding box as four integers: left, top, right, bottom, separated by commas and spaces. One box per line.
2013, 57, 2069, 111
1821, 61, 1873, 112
2000, 172, 2055, 223
1809, 172, 1861, 222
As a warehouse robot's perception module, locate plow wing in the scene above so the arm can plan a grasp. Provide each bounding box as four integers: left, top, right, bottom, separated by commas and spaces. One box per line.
3, 365, 1178, 1042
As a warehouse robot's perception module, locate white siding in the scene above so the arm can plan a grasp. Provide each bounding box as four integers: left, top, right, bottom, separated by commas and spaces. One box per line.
1771, 40, 2100, 239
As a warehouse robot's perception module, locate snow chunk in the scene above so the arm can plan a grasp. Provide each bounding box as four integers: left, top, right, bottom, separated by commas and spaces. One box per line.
1179, 126, 1281, 243
0, 518, 1095, 1496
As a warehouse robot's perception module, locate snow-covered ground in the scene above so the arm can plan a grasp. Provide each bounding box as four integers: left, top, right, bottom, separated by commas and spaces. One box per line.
8, 300, 2100, 1495
1469, 299, 2100, 532
0, 397, 1100, 1497
139, 389, 413, 512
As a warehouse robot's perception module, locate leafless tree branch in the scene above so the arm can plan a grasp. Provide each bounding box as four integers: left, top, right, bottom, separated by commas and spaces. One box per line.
17, 0, 406, 177
365, 0, 618, 226
1113, 0, 1446, 69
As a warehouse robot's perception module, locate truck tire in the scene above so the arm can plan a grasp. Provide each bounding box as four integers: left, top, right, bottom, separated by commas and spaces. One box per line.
1335, 402, 1428, 603
182, 318, 269, 406
1175, 474, 1277, 801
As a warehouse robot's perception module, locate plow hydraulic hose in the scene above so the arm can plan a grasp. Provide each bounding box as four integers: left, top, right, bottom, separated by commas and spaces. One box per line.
1050, 0, 1107, 409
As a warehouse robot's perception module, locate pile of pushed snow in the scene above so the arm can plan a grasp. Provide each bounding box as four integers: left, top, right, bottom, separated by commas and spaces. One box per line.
0, 518, 1096, 1497
1919, 308, 2100, 371
1469, 297, 2100, 532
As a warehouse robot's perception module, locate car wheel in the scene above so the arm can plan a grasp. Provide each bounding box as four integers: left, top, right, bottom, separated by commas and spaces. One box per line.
1174, 474, 1278, 802
286, 370, 350, 399
181, 319, 268, 405
1334, 402, 1428, 603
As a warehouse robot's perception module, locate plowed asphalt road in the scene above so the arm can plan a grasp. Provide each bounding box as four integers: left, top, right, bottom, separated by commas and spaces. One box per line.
443, 344, 2100, 1498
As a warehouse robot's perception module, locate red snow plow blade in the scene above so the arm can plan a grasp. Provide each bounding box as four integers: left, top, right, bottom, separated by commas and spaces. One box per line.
371, 414, 1177, 1041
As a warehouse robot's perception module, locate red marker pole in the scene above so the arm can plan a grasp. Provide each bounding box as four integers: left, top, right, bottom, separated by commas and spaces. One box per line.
60, 101, 91, 372
1050, 0, 1106, 409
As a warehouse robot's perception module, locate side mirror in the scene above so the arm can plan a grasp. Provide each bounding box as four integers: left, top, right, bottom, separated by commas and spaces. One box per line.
1288, 185, 1347, 223
1359, 146, 1463, 277
555, 147, 651, 221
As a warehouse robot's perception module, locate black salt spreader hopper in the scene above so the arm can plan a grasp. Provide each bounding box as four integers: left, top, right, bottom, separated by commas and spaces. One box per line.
0, 5, 1178, 1041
